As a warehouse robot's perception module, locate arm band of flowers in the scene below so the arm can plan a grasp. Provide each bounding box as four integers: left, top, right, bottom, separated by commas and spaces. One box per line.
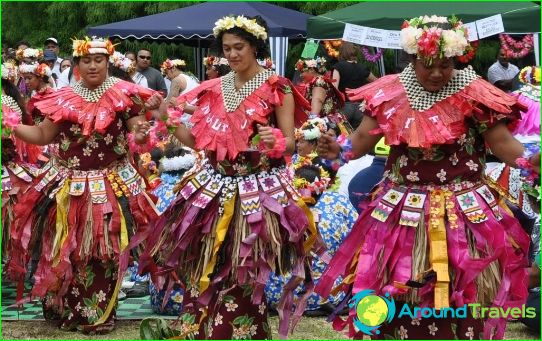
515, 146, 540, 182
259, 128, 286, 159
127, 130, 155, 154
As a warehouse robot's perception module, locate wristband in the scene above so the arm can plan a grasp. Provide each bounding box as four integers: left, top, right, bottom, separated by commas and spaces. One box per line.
258, 128, 286, 159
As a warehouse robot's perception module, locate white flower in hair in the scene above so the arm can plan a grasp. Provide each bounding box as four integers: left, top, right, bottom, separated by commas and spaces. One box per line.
400, 27, 422, 55
213, 15, 267, 40
441, 30, 469, 57
161, 150, 197, 172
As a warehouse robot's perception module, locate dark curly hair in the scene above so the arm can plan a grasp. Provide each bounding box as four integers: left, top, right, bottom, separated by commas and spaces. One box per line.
212, 15, 270, 59
214, 64, 231, 76
2, 79, 30, 123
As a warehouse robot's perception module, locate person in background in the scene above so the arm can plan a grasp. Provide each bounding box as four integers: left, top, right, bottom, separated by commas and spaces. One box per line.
42, 50, 58, 87
59, 58, 72, 73
15, 47, 43, 98
136, 48, 167, 95
124, 51, 148, 88
487, 49, 520, 92
160, 58, 199, 101
203, 55, 230, 79
332, 41, 377, 130
44, 37, 63, 79
347, 137, 388, 213
15, 40, 30, 51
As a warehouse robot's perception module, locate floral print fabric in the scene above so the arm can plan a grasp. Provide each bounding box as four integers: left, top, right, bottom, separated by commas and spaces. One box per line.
42, 259, 118, 334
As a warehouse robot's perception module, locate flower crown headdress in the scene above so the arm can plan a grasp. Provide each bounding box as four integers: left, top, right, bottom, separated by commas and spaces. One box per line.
295, 57, 327, 74
203, 56, 229, 68
72, 36, 116, 57
294, 117, 328, 141
109, 52, 135, 74
15, 48, 43, 61
519, 66, 541, 85
19, 62, 52, 78
213, 15, 268, 41
400, 15, 470, 62
160, 59, 187, 74
1, 62, 18, 81
292, 156, 332, 197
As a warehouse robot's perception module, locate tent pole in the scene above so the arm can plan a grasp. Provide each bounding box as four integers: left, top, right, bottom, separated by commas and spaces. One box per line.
534, 33, 540, 67
379, 50, 386, 76
197, 38, 203, 80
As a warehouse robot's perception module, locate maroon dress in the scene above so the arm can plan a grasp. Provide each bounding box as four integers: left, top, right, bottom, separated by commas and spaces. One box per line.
6, 77, 159, 334
315, 65, 530, 340
139, 69, 321, 339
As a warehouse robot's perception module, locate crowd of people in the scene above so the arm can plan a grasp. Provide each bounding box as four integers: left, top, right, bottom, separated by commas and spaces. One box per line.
1, 12, 540, 340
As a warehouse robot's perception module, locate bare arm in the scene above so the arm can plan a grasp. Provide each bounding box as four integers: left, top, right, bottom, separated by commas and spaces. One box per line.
310, 86, 326, 116
332, 69, 340, 91
351, 115, 382, 158
482, 122, 524, 167
166, 77, 186, 101
273, 92, 296, 154
13, 118, 60, 145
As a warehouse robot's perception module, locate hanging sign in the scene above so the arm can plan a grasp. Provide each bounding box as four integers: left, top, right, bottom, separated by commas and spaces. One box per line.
475, 14, 505, 39
301, 39, 319, 58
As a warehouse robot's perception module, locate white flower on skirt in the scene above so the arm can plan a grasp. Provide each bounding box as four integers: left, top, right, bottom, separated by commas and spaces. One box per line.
190, 287, 199, 298
214, 313, 223, 326
399, 155, 409, 167
449, 152, 459, 166
75, 302, 82, 312
428, 322, 438, 336
437, 169, 447, 182
96, 290, 107, 303
258, 302, 266, 315
225, 301, 238, 312
411, 317, 421, 326
250, 325, 258, 336
465, 326, 474, 340
406, 171, 420, 182
399, 325, 409, 339
466, 160, 478, 171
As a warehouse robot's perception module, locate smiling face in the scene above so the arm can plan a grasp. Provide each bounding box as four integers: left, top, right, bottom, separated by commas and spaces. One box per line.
222, 33, 257, 74
413, 57, 454, 93
77, 54, 108, 90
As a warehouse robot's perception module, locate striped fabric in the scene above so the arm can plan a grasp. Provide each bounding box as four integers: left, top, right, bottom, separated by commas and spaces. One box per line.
269, 36, 289, 76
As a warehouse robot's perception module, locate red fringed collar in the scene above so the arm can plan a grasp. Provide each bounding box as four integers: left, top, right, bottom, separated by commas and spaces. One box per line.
33, 77, 156, 136
181, 72, 310, 161
347, 67, 524, 148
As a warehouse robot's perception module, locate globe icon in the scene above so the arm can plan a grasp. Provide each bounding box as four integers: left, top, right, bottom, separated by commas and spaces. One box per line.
356, 295, 388, 327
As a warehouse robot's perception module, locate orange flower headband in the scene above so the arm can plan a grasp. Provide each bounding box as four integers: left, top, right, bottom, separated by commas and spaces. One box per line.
203, 56, 229, 67
160, 59, 186, 74
15, 48, 43, 61
19, 62, 52, 78
72, 36, 116, 57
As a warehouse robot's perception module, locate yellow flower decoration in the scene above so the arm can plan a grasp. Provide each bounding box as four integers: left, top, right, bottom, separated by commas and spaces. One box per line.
213, 15, 267, 40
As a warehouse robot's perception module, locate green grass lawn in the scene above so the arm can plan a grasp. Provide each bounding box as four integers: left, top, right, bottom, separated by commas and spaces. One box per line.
2, 317, 539, 340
